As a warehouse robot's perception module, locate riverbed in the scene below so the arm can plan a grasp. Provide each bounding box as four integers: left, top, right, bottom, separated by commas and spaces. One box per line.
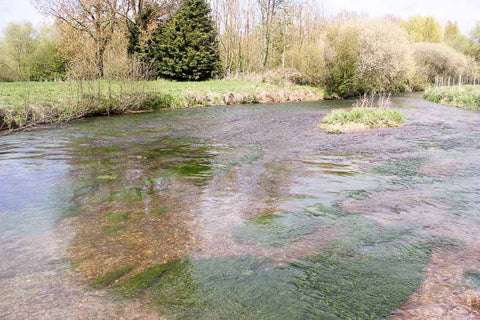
0, 93, 479, 319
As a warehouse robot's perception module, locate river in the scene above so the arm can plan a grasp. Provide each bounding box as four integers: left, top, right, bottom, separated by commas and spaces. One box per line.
0, 93, 479, 319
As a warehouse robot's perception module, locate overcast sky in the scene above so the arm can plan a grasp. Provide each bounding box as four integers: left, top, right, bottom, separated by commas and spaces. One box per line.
0, 0, 479, 34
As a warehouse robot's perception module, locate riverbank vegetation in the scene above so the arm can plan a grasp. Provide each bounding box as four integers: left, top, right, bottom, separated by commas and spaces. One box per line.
319, 94, 404, 133
424, 86, 480, 110
1, 0, 480, 130
0, 79, 323, 130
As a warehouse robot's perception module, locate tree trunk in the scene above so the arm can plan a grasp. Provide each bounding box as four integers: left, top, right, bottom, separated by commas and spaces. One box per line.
96, 44, 105, 78
263, 27, 270, 68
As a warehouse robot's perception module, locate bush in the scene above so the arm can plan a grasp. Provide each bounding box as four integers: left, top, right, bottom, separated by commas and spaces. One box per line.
321, 20, 414, 97
413, 43, 471, 82
262, 68, 305, 86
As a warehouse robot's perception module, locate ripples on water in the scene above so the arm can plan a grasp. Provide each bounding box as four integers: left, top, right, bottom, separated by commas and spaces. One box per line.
0, 95, 479, 319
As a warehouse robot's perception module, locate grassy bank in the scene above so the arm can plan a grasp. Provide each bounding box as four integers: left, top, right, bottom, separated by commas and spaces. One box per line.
424, 86, 480, 110
0, 79, 324, 130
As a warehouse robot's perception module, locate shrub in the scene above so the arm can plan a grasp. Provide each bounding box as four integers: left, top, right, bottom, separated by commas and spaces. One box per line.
413, 43, 471, 82
262, 68, 305, 85
322, 20, 414, 97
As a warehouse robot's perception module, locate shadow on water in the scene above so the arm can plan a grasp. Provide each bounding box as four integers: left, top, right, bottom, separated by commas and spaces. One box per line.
1, 96, 480, 318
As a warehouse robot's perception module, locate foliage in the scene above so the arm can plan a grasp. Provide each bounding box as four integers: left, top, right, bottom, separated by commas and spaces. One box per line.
146, 0, 221, 81
0, 23, 64, 81
413, 43, 471, 82
444, 21, 460, 41
424, 85, 480, 110
321, 20, 414, 97
34, 0, 121, 78
400, 16, 442, 43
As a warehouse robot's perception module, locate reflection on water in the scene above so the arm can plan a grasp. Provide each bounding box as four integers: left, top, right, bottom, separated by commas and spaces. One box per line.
1, 95, 480, 319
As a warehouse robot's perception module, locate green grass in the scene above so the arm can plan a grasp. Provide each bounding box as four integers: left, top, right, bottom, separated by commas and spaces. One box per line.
318, 107, 404, 133
424, 85, 480, 110
0, 79, 324, 130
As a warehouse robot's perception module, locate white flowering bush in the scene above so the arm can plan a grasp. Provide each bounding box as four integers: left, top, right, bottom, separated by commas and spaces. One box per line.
413, 43, 470, 82
321, 19, 415, 97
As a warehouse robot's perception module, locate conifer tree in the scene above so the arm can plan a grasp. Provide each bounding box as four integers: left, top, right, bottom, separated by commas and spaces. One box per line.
147, 0, 221, 80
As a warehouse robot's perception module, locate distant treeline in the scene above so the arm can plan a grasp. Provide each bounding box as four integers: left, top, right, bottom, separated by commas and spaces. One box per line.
1, 0, 480, 97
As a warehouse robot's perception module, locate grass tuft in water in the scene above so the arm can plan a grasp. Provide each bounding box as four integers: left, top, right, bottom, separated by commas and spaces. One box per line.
319, 107, 404, 133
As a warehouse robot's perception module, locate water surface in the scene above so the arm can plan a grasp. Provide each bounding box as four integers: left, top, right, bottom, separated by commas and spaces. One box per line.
1, 94, 479, 319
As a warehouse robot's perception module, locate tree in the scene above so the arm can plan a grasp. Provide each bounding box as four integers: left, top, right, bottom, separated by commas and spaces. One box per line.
444, 20, 460, 40
400, 16, 442, 43
146, 0, 221, 80
0, 23, 64, 81
0, 23, 37, 80
257, 0, 284, 68
35, 0, 121, 78
122, 0, 178, 55
468, 22, 480, 62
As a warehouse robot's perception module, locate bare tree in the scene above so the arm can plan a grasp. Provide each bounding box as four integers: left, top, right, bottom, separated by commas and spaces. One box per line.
257, 0, 283, 68
35, 0, 121, 78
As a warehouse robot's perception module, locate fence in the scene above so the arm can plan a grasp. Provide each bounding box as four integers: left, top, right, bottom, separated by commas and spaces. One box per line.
434, 75, 478, 87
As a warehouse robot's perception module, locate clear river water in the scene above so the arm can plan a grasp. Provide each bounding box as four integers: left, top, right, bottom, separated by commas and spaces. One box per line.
0, 93, 479, 319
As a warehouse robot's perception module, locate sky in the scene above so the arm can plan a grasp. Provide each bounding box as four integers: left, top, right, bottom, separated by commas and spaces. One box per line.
0, 0, 479, 34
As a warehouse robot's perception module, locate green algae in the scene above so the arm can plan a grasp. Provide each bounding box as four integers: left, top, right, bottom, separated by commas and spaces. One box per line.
113, 221, 432, 319
374, 159, 423, 177
90, 266, 134, 289
464, 270, 480, 289
234, 203, 346, 247
104, 207, 442, 319
106, 211, 130, 223
96, 174, 118, 181
116, 260, 185, 298
148, 207, 172, 217
106, 187, 144, 204
102, 225, 126, 235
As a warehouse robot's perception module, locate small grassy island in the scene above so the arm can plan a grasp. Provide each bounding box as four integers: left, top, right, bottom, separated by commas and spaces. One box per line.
424, 85, 480, 110
319, 94, 404, 133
